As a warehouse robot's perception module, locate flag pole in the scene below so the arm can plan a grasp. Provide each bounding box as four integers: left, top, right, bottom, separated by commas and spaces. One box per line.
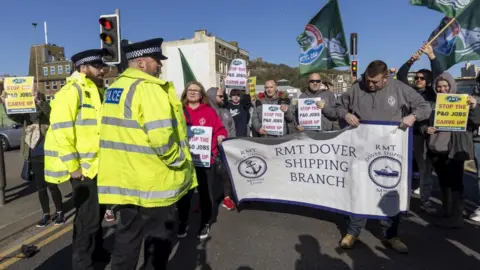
425, 17, 456, 46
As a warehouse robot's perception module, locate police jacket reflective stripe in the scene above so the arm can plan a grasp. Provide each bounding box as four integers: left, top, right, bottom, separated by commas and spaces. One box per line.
98, 68, 197, 208
44, 71, 104, 184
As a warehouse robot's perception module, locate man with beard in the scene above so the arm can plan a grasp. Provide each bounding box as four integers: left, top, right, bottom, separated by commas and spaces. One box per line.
44, 49, 109, 269
296, 73, 338, 132
397, 43, 443, 213
97, 38, 196, 269
252, 80, 295, 137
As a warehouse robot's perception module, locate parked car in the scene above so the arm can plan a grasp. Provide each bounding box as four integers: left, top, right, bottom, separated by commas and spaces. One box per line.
0, 123, 23, 151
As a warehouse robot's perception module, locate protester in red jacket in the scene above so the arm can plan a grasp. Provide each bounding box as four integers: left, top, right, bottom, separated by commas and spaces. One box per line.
176, 81, 227, 241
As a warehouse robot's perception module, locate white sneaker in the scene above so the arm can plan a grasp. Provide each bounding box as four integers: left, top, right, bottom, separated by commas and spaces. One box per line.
413, 188, 420, 195
470, 208, 480, 222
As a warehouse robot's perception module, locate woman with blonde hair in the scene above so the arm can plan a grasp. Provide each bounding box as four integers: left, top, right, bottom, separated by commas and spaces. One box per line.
177, 81, 227, 240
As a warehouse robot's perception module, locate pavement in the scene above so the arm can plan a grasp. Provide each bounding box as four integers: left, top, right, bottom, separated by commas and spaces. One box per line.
0, 149, 479, 269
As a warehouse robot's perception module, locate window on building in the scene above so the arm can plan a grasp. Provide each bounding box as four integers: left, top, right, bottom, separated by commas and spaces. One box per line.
223, 48, 226, 57
218, 45, 222, 54
65, 65, 71, 74
58, 66, 63, 74
219, 61, 223, 73
46, 95, 54, 102
225, 62, 228, 73
60, 80, 65, 86
50, 66, 55, 75
45, 81, 50, 90
43, 67, 48, 76
52, 81, 58, 90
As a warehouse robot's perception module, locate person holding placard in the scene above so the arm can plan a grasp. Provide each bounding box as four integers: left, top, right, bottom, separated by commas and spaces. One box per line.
422, 72, 480, 228
296, 73, 338, 132
178, 81, 228, 240
252, 80, 295, 137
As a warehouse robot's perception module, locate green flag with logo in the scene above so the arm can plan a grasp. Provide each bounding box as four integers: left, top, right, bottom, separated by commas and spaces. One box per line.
297, 0, 350, 76
178, 48, 197, 87
410, 0, 475, 17
427, 0, 480, 70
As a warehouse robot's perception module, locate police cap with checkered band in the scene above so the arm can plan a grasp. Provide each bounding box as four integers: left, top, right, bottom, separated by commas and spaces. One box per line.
123, 38, 168, 61
71, 49, 107, 68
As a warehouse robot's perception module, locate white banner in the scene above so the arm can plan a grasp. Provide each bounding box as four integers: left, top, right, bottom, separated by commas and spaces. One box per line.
262, 104, 284, 136
221, 122, 412, 218
298, 98, 322, 130
224, 59, 248, 91
188, 126, 213, 167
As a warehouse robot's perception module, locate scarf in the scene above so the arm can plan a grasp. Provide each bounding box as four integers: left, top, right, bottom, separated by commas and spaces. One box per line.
24, 124, 41, 149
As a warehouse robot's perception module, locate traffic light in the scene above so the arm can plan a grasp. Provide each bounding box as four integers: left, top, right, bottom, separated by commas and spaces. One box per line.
351, 60, 358, 79
99, 14, 121, 64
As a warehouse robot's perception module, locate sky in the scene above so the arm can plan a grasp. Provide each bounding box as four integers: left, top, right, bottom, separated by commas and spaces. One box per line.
0, 0, 478, 77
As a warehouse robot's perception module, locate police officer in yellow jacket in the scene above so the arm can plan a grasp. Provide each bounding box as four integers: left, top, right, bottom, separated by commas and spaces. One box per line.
97, 38, 197, 269
44, 49, 108, 269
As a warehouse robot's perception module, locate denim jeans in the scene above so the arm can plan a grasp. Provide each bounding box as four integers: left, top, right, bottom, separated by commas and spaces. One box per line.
346, 214, 400, 239
473, 143, 480, 204
413, 135, 433, 203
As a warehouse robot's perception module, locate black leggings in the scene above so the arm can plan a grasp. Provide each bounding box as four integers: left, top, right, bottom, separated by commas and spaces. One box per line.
178, 166, 216, 225
30, 156, 63, 214
431, 154, 465, 193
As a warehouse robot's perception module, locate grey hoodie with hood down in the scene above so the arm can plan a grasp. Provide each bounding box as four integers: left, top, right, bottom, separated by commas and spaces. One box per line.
423, 72, 480, 160
206, 87, 236, 138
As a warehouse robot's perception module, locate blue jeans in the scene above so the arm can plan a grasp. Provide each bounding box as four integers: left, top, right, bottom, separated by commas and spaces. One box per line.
473, 143, 480, 204
346, 215, 400, 239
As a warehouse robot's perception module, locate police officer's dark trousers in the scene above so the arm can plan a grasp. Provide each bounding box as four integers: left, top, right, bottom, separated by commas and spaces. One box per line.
110, 205, 176, 270
71, 177, 106, 270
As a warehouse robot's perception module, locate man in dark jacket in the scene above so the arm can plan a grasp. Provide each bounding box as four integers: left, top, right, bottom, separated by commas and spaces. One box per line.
336, 60, 432, 254
471, 73, 480, 222
206, 87, 236, 138
295, 73, 338, 132
397, 43, 443, 213
226, 89, 251, 137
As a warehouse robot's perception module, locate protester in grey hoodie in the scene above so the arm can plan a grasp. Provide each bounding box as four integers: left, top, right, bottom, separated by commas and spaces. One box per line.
422, 72, 480, 228
296, 73, 337, 132
207, 87, 236, 138
335, 60, 431, 254
252, 80, 295, 137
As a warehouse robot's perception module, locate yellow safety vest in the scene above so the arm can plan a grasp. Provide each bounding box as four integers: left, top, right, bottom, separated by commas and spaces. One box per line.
97, 68, 197, 208
44, 71, 104, 184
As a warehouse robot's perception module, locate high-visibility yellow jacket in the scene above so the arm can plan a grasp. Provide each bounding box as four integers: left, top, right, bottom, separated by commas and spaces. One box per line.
97, 68, 197, 207
44, 71, 104, 184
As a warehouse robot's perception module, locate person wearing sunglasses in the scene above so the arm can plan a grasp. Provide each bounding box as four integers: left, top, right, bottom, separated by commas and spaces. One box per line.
296, 73, 338, 132
397, 43, 443, 214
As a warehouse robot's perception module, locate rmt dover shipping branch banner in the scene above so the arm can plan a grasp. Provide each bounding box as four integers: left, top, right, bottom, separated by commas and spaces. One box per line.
221, 122, 412, 218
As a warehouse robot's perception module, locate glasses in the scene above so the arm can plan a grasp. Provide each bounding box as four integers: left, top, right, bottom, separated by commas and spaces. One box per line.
217, 95, 223, 98
231, 94, 241, 97
187, 89, 201, 94
309, 80, 322, 84
414, 76, 425, 81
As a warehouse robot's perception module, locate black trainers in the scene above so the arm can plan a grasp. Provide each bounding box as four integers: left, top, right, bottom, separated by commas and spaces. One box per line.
36, 214, 50, 228
54, 212, 66, 226
177, 223, 188, 239
197, 224, 210, 240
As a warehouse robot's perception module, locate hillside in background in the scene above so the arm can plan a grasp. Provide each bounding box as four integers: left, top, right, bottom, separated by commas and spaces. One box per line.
249, 58, 350, 89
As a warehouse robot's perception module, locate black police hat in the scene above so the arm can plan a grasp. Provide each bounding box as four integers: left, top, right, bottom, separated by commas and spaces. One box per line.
123, 38, 168, 61
71, 49, 107, 68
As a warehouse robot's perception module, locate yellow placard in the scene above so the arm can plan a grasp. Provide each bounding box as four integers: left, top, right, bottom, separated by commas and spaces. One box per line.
433, 93, 469, 131
248, 76, 256, 98
3, 77, 37, 114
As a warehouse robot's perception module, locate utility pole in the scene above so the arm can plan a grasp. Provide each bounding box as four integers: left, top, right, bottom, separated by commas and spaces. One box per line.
32, 23, 39, 89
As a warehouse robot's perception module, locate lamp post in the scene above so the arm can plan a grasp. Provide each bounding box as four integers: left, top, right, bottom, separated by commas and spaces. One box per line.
32, 23, 39, 89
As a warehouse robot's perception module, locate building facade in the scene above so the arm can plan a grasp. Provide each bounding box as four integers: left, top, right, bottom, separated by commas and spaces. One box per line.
160, 29, 249, 92
28, 44, 73, 100
461, 61, 479, 78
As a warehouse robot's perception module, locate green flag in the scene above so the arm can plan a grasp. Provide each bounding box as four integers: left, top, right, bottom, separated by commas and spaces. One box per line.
178, 48, 197, 87
427, 0, 480, 70
410, 0, 475, 17
297, 0, 350, 76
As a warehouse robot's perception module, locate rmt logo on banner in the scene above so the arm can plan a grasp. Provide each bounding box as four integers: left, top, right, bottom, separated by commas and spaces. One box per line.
365, 144, 403, 196
235, 148, 268, 185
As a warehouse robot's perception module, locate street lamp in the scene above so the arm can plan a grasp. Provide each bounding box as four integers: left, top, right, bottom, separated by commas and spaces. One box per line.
32, 23, 39, 89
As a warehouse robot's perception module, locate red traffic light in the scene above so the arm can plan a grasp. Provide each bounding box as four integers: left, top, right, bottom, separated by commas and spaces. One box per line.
351, 61, 358, 71
99, 18, 113, 30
